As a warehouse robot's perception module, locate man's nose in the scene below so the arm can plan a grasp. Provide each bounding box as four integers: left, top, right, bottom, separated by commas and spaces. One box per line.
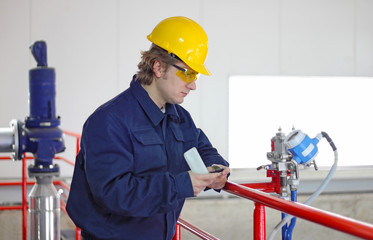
187, 81, 197, 90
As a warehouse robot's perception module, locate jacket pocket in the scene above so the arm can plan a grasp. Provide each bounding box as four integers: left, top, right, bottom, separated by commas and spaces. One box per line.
171, 127, 196, 149
132, 128, 166, 174
132, 128, 163, 145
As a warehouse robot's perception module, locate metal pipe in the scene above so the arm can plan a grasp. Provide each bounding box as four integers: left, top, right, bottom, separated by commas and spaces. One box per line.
0, 120, 21, 160
224, 181, 373, 240
0, 127, 14, 152
28, 175, 60, 240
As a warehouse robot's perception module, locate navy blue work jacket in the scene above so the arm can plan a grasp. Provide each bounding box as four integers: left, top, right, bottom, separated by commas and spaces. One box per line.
66, 76, 228, 240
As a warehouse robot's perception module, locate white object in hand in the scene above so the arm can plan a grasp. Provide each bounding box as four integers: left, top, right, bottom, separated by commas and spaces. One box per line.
184, 147, 209, 174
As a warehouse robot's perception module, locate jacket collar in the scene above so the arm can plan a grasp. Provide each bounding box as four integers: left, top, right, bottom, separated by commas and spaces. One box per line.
130, 75, 180, 126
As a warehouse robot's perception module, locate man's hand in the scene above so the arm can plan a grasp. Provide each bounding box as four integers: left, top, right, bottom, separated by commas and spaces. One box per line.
188, 165, 230, 196
206, 165, 230, 190
188, 171, 220, 196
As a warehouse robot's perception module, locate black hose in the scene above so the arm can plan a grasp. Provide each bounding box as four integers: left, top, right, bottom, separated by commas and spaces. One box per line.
321, 131, 337, 151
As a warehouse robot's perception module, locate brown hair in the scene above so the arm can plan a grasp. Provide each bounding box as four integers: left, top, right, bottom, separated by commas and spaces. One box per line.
136, 45, 177, 85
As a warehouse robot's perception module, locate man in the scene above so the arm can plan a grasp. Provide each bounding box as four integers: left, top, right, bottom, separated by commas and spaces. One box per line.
66, 16, 230, 240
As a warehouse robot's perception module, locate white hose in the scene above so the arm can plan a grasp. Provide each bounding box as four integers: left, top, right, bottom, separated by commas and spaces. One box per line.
267, 149, 338, 240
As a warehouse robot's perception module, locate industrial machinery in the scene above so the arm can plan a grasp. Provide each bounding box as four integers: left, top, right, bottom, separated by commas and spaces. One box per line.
0, 41, 65, 240
258, 127, 337, 240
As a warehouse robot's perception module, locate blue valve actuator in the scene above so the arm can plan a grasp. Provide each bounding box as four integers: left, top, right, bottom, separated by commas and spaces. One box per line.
284, 130, 321, 164
27, 41, 60, 128
18, 40, 65, 173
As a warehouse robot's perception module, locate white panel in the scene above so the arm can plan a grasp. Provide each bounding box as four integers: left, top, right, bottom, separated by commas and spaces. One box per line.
356, 0, 373, 76
281, 0, 355, 75
0, 0, 30, 126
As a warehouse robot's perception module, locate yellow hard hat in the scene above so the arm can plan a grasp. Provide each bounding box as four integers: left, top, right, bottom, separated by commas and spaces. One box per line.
147, 16, 211, 76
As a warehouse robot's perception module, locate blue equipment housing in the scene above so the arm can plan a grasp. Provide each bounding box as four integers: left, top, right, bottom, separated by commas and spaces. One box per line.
285, 130, 320, 165
18, 41, 65, 174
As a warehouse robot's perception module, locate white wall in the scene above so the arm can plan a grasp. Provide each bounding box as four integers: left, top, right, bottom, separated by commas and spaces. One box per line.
1, 0, 373, 177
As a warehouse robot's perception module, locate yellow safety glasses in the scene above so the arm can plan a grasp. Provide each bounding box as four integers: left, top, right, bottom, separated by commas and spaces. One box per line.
171, 64, 200, 83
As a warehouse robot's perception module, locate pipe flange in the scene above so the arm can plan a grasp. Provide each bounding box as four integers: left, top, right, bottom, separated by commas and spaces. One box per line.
10, 119, 21, 160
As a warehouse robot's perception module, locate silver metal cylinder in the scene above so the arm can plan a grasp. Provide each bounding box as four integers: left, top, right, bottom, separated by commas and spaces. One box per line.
0, 127, 14, 152
28, 176, 60, 240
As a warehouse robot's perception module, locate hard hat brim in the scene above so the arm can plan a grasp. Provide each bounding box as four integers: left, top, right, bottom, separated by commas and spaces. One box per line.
188, 62, 211, 76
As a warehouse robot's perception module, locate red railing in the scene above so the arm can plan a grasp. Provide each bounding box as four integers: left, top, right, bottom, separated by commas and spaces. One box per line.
223, 181, 373, 240
0, 156, 28, 240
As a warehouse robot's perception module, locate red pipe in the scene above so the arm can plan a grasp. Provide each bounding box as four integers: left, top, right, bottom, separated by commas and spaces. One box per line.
0, 156, 33, 160
0, 206, 22, 210
224, 181, 373, 240
76, 138, 80, 155
253, 202, 266, 240
75, 227, 82, 240
172, 223, 181, 240
241, 169, 284, 194
177, 218, 220, 240
0, 180, 71, 188
0, 181, 35, 186
63, 130, 81, 139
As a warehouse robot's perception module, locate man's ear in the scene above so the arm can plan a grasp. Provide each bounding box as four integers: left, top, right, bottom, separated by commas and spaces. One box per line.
153, 60, 162, 78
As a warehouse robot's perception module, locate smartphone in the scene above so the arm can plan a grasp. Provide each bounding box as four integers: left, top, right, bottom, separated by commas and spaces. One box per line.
209, 164, 224, 173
